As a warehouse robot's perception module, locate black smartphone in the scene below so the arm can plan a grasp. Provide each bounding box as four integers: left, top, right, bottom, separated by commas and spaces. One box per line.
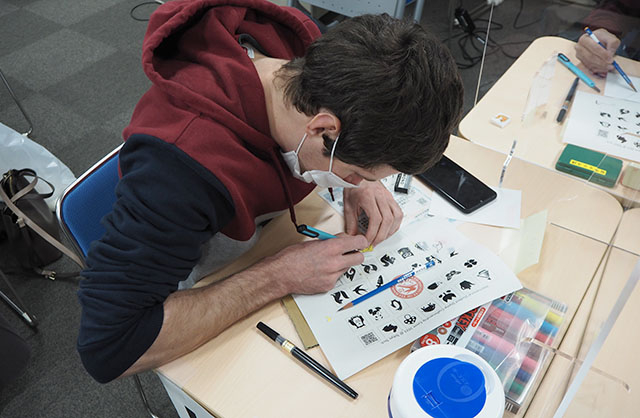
416, 155, 497, 214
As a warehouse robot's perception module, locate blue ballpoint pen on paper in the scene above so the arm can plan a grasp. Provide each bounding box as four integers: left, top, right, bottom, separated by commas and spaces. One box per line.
557, 53, 601, 93
338, 260, 436, 311
584, 27, 637, 93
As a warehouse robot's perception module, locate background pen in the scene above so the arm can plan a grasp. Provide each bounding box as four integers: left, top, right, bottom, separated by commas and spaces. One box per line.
557, 53, 600, 93
556, 77, 579, 123
585, 27, 637, 92
256, 322, 358, 399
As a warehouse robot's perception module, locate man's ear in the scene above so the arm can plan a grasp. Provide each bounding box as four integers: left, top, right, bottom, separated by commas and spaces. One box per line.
305, 111, 341, 138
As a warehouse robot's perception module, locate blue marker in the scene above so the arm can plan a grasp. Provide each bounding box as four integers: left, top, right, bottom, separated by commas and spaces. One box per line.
557, 53, 601, 93
584, 27, 637, 93
296, 224, 337, 240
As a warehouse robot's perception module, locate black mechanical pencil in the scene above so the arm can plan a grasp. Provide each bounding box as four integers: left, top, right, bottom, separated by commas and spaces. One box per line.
556, 77, 579, 123
256, 321, 358, 399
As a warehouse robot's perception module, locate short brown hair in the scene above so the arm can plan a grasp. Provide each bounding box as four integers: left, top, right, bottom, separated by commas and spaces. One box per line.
277, 13, 464, 174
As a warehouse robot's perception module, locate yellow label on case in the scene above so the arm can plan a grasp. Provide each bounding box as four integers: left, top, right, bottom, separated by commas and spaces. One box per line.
569, 159, 606, 175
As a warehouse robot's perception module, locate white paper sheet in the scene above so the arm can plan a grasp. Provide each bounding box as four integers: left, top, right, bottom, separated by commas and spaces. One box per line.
428, 187, 522, 229
563, 90, 640, 163
604, 72, 640, 103
293, 217, 523, 379
318, 175, 432, 229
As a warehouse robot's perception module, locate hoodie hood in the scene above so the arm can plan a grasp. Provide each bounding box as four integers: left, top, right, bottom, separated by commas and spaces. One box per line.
123, 0, 320, 240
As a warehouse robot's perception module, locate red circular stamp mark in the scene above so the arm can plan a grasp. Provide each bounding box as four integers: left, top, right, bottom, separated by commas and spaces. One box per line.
420, 333, 440, 346
391, 277, 424, 299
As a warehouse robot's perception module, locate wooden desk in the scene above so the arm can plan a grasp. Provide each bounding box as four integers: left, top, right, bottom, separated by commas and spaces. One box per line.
526, 208, 640, 417
156, 136, 623, 418
459, 36, 640, 206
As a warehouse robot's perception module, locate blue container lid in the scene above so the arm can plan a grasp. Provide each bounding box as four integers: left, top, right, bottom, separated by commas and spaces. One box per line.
412, 357, 487, 418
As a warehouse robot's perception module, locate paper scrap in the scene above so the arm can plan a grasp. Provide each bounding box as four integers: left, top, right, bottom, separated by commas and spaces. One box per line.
428, 187, 522, 229
498, 210, 548, 274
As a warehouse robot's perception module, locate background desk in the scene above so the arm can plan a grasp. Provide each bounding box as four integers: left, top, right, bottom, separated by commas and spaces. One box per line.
156, 137, 623, 418
459, 36, 640, 206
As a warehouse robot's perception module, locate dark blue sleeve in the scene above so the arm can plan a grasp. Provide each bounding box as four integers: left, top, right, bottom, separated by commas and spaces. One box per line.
77, 135, 234, 383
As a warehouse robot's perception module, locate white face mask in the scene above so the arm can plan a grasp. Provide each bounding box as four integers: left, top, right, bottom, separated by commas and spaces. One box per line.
280, 133, 359, 188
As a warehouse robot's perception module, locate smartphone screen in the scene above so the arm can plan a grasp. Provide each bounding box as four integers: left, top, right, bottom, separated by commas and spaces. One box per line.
416, 155, 497, 214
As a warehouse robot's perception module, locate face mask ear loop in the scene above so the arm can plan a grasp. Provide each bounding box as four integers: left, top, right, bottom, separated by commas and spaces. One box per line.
295, 133, 308, 156
328, 134, 340, 172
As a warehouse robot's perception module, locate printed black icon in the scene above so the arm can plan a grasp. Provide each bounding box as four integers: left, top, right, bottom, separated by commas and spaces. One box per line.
403, 314, 417, 325
427, 281, 442, 290
353, 285, 367, 295
397, 247, 414, 259
450, 250, 459, 257
477, 269, 491, 280
332, 290, 350, 304
617, 135, 627, 143
618, 117, 627, 122
445, 270, 461, 280
376, 275, 385, 288
382, 324, 398, 333
380, 254, 396, 267
439, 290, 457, 303
411, 263, 420, 269
343, 268, 356, 281
460, 280, 474, 290
368, 307, 384, 320
464, 259, 477, 268
421, 303, 436, 313
600, 121, 611, 127
600, 112, 611, 118
618, 125, 628, 131
362, 263, 378, 274
620, 108, 630, 115
634, 141, 640, 149
348, 315, 365, 329
425, 255, 442, 265
390, 299, 403, 311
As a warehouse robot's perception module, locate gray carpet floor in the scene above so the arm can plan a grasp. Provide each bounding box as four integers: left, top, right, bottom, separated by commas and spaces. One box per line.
0, 0, 591, 417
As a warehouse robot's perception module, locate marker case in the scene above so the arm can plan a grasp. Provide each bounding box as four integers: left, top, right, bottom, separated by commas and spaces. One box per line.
555, 144, 622, 188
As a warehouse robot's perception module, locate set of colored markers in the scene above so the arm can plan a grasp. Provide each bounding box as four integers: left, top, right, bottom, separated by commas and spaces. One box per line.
412, 287, 567, 414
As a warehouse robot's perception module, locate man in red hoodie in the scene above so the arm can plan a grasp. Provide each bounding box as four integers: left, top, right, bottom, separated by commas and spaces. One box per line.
78, 0, 463, 383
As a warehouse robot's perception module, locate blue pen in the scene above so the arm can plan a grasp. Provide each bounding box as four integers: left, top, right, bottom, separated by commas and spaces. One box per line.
557, 53, 601, 93
338, 260, 436, 311
585, 27, 637, 93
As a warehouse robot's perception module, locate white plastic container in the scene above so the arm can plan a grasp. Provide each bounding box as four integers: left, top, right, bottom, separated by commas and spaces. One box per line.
388, 345, 505, 418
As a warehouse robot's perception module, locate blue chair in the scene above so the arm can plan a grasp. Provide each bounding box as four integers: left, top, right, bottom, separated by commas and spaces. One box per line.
56, 144, 161, 418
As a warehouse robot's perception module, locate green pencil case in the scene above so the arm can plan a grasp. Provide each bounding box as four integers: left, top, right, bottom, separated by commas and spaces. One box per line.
555, 144, 622, 188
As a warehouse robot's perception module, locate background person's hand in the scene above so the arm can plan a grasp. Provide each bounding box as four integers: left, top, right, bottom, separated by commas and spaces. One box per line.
343, 180, 403, 247
575, 29, 620, 77
263, 233, 367, 295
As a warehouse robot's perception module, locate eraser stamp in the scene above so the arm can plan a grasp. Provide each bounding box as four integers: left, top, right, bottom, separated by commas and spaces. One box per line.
491, 113, 511, 128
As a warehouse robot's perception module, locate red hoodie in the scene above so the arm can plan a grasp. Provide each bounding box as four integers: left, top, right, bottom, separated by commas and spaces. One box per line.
123, 0, 320, 240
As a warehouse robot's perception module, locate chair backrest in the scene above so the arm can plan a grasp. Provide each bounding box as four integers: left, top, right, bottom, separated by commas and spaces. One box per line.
56, 145, 122, 262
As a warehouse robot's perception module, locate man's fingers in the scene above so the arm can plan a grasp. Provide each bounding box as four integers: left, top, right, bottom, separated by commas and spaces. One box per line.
343, 200, 359, 235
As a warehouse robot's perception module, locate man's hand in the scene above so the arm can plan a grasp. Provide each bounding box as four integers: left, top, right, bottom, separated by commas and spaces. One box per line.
264, 234, 367, 295
575, 29, 620, 76
343, 180, 403, 247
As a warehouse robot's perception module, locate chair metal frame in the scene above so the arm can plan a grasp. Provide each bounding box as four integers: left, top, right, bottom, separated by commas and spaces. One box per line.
0, 67, 33, 137
56, 144, 161, 418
